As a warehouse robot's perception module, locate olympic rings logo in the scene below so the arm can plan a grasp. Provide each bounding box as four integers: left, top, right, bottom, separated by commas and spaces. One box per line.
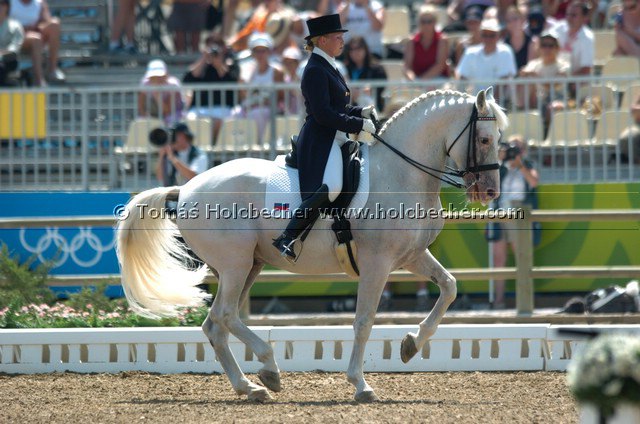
19, 227, 117, 268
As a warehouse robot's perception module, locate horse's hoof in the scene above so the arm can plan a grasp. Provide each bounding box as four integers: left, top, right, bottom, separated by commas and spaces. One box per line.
247, 386, 272, 403
258, 369, 282, 392
401, 333, 419, 363
354, 390, 380, 403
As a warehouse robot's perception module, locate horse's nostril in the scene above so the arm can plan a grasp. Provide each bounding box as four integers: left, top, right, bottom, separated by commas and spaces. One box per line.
487, 189, 496, 198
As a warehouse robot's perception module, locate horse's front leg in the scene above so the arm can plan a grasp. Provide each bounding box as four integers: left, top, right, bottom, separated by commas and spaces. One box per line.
347, 263, 390, 402
400, 249, 457, 363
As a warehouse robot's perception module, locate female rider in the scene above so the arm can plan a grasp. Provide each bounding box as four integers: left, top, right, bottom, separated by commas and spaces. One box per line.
272, 13, 378, 262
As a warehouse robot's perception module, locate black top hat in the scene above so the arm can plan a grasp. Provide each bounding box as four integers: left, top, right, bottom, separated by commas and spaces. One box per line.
305, 14, 348, 41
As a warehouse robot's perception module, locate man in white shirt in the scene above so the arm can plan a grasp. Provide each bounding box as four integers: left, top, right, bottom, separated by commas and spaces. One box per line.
553, 0, 594, 75
456, 19, 517, 103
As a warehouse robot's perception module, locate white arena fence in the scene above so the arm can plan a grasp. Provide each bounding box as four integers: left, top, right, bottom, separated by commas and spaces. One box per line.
1, 324, 639, 374
0, 75, 638, 191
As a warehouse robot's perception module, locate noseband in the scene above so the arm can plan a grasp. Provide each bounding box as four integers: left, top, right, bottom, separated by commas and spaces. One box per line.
370, 105, 499, 189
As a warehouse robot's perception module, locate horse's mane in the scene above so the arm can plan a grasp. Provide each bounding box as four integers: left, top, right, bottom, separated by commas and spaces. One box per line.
380, 89, 509, 133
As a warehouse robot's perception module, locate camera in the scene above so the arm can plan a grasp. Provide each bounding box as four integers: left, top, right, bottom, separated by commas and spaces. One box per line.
505, 142, 521, 161
148, 127, 171, 147
208, 45, 221, 57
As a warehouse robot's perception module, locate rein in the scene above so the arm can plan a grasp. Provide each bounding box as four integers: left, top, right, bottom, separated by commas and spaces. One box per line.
370, 105, 499, 189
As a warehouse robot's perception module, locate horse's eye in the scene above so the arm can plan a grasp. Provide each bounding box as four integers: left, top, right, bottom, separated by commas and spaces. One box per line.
480, 137, 490, 145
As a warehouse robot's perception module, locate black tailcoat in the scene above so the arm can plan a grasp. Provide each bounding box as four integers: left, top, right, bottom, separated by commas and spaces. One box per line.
297, 53, 364, 199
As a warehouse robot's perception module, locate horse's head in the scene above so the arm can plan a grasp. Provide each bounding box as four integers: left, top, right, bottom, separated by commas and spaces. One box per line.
447, 87, 508, 206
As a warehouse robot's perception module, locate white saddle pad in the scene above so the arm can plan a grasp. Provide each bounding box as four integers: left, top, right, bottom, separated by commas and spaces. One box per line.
265, 144, 370, 219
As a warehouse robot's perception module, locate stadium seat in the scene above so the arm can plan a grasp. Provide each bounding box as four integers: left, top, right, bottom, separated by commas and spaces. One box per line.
120, 118, 164, 154
185, 117, 214, 151
601, 57, 640, 90
263, 115, 302, 153
591, 110, 634, 146
593, 31, 615, 65
543, 111, 592, 147
501, 112, 544, 146
382, 7, 411, 46
619, 83, 640, 110
215, 118, 258, 152
380, 60, 405, 81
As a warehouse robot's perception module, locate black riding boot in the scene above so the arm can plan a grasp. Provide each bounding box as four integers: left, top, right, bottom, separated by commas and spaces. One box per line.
272, 184, 331, 262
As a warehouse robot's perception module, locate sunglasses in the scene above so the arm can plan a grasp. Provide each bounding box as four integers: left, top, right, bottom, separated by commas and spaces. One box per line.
481, 32, 498, 38
540, 42, 557, 48
420, 18, 436, 24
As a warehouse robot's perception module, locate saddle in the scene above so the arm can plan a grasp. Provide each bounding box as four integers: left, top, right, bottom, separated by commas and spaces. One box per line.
285, 136, 362, 277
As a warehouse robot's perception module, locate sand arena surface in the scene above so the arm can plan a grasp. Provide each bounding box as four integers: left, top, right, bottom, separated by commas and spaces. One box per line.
1, 371, 576, 423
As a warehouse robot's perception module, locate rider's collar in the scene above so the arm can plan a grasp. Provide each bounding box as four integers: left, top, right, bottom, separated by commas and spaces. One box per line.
312, 48, 339, 72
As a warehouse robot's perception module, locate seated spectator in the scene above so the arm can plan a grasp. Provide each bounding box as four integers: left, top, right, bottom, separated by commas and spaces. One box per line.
403, 5, 449, 84
167, 0, 208, 54
504, 6, 537, 72
281, 45, 303, 114
0, 0, 23, 87
343, 36, 387, 111
109, 0, 137, 54
524, 4, 556, 37
454, 5, 483, 65
520, 31, 570, 122
233, 33, 284, 144
227, 0, 287, 52
10, 0, 64, 86
613, 0, 640, 57
456, 19, 517, 103
183, 35, 239, 142
554, 0, 594, 76
447, 0, 493, 32
337, 0, 385, 59
138, 59, 184, 126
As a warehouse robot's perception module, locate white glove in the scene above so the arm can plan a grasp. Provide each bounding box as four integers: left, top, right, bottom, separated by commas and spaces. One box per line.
362, 105, 379, 121
361, 118, 377, 136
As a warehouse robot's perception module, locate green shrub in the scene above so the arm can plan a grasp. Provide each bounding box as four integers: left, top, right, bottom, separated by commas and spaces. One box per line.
0, 244, 56, 307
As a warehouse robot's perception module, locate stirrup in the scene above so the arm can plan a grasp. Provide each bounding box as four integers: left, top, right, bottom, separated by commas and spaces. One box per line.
273, 235, 297, 263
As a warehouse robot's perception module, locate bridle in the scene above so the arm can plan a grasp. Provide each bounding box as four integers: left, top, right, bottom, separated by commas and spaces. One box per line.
370, 104, 499, 189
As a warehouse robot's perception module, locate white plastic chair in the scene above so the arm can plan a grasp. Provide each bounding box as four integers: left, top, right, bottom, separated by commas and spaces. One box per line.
120, 118, 165, 154
382, 7, 410, 45
215, 118, 258, 152
185, 117, 214, 151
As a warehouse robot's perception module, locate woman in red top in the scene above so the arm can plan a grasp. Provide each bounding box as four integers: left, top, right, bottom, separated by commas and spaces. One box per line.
403, 5, 449, 81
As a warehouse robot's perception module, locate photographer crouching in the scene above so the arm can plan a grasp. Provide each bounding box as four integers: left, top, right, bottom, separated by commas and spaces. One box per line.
487, 135, 540, 309
152, 122, 209, 187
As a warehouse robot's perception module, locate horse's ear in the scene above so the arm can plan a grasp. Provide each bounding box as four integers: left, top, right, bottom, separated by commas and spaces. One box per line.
476, 89, 488, 114
485, 86, 495, 103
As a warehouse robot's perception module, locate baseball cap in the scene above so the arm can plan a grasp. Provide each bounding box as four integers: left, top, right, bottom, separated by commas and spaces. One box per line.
248, 32, 274, 50
172, 122, 194, 140
480, 19, 501, 32
144, 59, 168, 78
464, 6, 484, 22
282, 46, 302, 61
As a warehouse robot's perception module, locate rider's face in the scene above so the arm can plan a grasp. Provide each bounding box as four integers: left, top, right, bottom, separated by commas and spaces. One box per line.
320, 32, 344, 57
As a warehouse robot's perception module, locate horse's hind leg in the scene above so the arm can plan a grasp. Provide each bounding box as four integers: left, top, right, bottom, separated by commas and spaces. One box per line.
401, 249, 457, 363
202, 264, 272, 402
236, 261, 282, 392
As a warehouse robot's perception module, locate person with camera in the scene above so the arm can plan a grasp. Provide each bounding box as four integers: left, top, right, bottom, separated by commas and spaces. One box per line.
183, 34, 239, 143
487, 135, 539, 309
0, 0, 23, 87
154, 122, 208, 187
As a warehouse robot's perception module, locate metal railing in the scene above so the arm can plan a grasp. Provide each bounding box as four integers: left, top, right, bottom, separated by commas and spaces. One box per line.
1, 209, 638, 316
1, 75, 638, 191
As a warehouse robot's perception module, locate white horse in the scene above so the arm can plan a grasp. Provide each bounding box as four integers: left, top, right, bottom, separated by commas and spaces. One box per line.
116, 88, 508, 402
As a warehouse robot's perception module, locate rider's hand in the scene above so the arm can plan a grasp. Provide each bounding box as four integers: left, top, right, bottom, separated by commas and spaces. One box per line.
361, 105, 379, 122
361, 119, 377, 142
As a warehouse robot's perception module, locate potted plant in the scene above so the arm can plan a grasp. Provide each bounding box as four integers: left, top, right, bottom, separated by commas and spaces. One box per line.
567, 333, 640, 423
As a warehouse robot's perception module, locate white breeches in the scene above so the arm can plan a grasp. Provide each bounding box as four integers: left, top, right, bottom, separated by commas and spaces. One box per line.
322, 132, 348, 202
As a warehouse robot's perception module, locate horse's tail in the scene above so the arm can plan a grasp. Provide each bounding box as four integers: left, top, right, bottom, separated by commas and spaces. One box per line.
115, 186, 209, 318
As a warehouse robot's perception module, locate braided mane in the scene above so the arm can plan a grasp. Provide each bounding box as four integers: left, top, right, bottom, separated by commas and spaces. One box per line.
380, 89, 508, 133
